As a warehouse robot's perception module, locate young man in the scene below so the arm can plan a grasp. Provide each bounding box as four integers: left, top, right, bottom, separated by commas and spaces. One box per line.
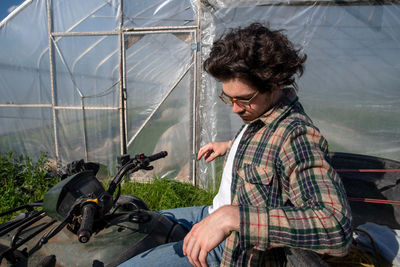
120, 22, 352, 267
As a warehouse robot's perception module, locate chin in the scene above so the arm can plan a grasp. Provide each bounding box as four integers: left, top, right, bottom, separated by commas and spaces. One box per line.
241, 117, 251, 124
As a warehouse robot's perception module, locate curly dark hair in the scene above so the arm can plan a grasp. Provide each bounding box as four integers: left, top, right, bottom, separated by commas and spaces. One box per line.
204, 23, 307, 93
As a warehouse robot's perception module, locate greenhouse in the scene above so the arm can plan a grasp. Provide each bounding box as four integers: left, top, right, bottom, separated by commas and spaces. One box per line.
0, 0, 399, 190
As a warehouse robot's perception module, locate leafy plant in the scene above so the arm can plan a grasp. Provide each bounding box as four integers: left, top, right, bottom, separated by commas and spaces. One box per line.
0, 152, 60, 223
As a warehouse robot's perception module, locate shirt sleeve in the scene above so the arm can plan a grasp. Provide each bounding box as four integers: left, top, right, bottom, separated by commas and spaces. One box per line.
238, 123, 353, 256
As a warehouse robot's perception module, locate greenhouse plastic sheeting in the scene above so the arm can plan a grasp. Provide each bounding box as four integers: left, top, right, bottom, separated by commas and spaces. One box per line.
0, 0, 399, 190
199, 0, 400, 189
0, 0, 198, 183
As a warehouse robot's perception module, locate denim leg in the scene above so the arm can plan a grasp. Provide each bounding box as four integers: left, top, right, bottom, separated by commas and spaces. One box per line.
118, 206, 225, 267
158, 205, 210, 230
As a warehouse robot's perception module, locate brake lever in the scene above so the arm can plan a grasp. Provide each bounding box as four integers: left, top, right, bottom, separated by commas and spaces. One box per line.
142, 165, 154, 171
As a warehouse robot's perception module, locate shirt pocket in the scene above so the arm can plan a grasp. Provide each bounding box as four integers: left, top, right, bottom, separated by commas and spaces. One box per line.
236, 164, 275, 206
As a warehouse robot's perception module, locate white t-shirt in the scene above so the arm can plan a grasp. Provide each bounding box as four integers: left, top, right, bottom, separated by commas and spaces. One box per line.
208, 124, 248, 214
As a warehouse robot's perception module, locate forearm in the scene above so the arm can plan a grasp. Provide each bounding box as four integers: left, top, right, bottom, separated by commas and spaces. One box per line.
239, 203, 352, 256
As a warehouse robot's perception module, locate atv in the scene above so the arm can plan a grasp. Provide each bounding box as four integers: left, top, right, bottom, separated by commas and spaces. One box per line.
1, 151, 400, 266
0, 151, 188, 267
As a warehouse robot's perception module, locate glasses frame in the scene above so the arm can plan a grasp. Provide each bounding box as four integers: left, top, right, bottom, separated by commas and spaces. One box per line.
219, 90, 259, 107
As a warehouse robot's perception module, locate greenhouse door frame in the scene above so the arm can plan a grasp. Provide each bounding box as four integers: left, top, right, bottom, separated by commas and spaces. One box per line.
45, 0, 201, 184
121, 26, 201, 185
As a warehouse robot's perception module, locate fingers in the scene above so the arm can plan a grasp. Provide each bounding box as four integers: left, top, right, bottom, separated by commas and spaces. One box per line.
184, 239, 209, 267
197, 143, 213, 160
189, 242, 201, 267
182, 230, 191, 255
199, 249, 209, 267
204, 152, 218, 163
197, 142, 229, 162
197, 147, 206, 160
183, 225, 209, 267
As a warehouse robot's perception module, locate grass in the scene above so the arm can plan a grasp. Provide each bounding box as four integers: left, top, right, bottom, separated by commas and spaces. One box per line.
121, 178, 215, 211
0, 152, 217, 223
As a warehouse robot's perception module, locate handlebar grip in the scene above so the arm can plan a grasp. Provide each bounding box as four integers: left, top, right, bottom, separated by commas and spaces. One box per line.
148, 151, 168, 162
78, 203, 97, 243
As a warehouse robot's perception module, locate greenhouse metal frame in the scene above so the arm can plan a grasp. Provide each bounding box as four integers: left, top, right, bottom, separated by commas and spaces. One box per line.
1, 0, 399, 189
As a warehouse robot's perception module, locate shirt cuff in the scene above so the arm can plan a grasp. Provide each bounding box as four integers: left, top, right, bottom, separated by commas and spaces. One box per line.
239, 205, 270, 251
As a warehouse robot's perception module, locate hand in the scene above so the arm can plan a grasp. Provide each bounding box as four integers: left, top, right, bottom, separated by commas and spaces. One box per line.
197, 142, 230, 163
183, 205, 239, 267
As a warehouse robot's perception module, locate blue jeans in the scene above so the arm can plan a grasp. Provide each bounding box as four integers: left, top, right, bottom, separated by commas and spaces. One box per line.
118, 206, 225, 267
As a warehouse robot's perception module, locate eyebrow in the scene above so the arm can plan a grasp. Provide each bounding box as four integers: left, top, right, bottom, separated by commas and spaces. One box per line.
222, 91, 254, 99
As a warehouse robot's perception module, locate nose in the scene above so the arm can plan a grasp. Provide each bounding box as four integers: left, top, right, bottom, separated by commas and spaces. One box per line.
232, 102, 245, 114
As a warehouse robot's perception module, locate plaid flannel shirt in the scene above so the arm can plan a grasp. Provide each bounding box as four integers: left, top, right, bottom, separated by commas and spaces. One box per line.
220, 89, 353, 267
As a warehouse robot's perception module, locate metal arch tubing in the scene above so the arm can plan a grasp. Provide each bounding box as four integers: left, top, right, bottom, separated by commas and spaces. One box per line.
54, 106, 119, 110
95, 49, 119, 74
125, 46, 163, 75
123, 26, 198, 33
149, 4, 195, 25
0, 103, 52, 108
122, 1, 161, 27
119, 0, 127, 154
122, 42, 152, 73
126, 62, 194, 148
71, 35, 109, 71
200, 0, 398, 7
51, 31, 118, 36
193, 0, 201, 186
0, 0, 33, 29
130, 48, 166, 79
111, 44, 147, 81
46, 0, 60, 164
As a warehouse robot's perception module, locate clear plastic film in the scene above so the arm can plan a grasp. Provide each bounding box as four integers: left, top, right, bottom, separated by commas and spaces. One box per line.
0, 0, 399, 189
0, 0, 198, 180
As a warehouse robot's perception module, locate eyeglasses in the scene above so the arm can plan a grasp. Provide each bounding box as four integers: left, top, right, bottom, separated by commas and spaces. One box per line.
219, 90, 259, 107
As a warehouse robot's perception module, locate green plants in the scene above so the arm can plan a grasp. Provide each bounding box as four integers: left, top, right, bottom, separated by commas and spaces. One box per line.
0, 152, 60, 223
0, 151, 218, 224
121, 177, 216, 211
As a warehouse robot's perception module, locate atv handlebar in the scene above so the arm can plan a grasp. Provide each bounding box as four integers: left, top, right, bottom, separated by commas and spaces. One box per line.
74, 151, 168, 243
78, 202, 97, 243
107, 151, 168, 198
147, 151, 168, 162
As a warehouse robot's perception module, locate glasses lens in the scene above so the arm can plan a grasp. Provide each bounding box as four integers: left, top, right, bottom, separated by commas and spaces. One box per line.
219, 95, 233, 106
219, 91, 258, 107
